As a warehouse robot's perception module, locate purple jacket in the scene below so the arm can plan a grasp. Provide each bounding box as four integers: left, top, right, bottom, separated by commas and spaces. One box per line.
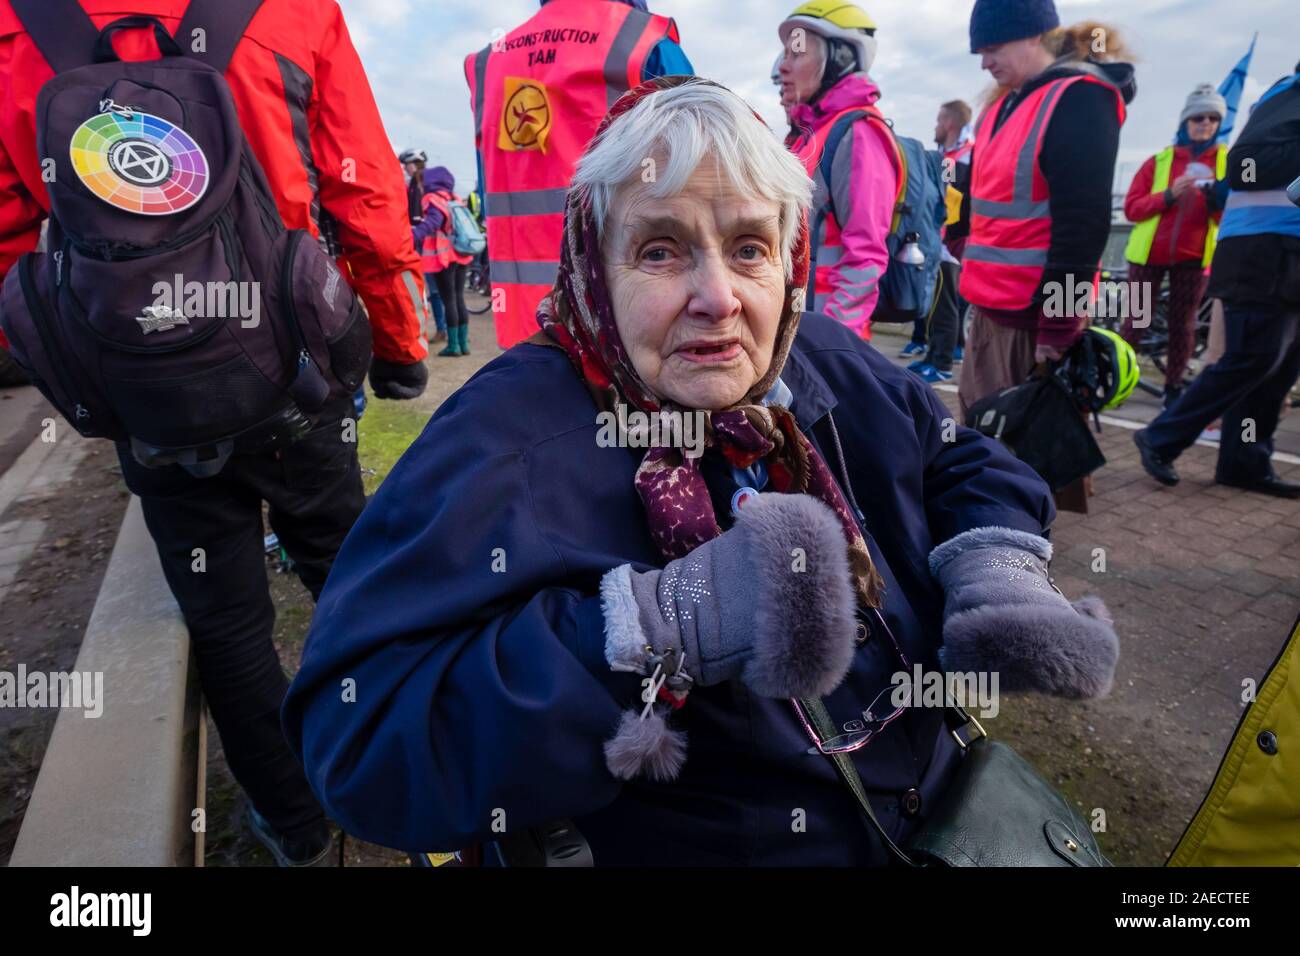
412, 166, 457, 248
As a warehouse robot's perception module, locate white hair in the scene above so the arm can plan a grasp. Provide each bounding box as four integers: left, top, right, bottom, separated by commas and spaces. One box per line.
572, 80, 813, 280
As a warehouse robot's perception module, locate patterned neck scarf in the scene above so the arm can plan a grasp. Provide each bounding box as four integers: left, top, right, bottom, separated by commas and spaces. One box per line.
537, 76, 883, 608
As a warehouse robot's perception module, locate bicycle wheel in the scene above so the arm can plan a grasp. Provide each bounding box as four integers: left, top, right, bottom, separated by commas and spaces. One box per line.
464, 264, 490, 315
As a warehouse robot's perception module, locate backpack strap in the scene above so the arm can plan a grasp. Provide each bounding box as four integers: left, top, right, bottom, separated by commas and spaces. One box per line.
816, 109, 869, 229
10, 0, 101, 74
817, 109, 909, 233
807, 108, 908, 311
12, 0, 263, 75
176, 0, 264, 74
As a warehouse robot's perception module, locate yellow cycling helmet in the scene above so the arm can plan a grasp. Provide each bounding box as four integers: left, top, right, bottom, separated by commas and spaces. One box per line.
1060, 326, 1141, 412
779, 2, 878, 75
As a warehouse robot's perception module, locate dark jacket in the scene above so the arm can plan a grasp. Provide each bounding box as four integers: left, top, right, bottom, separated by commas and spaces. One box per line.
1208, 76, 1300, 311
283, 314, 1056, 865
966, 59, 1136, 346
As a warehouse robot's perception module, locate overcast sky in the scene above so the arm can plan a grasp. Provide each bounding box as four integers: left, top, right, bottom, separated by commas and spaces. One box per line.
337, 0, 1297, 194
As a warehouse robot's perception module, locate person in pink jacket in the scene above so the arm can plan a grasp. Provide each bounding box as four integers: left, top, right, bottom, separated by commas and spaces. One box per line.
779, 2, 898, 339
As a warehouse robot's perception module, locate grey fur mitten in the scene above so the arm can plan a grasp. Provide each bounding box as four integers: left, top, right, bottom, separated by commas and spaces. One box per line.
598, 493, 859, 781
929, 527, 1119, 699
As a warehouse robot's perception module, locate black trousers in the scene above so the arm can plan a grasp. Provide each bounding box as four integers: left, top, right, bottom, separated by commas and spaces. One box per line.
1146, 309, 1300, 482
116, 406, 365, 840
926, 259, 967, 371
434, 263, 468, 330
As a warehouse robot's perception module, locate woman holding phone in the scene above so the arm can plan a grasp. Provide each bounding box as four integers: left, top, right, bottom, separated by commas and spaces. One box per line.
1122, 84, 1229, 406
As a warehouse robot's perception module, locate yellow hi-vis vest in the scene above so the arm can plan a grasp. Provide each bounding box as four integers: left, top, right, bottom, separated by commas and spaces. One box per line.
1125, 144, 1228, 269
1169, 616, 1300, 866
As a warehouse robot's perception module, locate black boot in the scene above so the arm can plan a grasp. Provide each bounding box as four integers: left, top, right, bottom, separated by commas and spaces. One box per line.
1134, 429, 1180, 486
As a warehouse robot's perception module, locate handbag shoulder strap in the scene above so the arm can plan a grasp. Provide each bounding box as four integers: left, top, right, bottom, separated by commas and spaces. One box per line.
800, 696, 917, 867
802, 696, 988, 867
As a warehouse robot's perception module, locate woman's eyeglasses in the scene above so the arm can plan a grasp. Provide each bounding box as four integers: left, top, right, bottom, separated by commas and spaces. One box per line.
790, 608, 913, 755
1187, 115, 1220, 124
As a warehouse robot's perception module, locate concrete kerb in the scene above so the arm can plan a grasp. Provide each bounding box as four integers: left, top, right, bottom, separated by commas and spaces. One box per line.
9, 496, 204, 866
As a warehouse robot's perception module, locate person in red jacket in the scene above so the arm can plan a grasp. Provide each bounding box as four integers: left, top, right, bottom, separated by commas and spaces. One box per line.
0, 0, 429, 866
1122, 84, 1228, 405
0, 0, 429, 391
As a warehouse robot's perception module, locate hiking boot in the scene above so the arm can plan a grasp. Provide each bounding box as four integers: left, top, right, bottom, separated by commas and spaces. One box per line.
1134, 429, 1179, 486
247, 807, 333, 867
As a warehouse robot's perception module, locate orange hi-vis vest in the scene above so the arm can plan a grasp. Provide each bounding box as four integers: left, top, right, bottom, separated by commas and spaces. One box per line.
420, 191, 473, 273
793, 104, 902, 324
960, 75, 1126, 312
464, 0, 679, 348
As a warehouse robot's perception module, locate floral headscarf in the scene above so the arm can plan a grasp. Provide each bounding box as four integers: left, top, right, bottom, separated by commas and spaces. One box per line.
537, 76, 883, 608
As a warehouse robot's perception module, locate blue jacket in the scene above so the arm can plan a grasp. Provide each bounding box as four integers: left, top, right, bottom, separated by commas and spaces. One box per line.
283, 314, 1055, 865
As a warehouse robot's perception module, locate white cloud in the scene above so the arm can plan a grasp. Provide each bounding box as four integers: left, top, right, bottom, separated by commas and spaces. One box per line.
337, 0, 1296, 195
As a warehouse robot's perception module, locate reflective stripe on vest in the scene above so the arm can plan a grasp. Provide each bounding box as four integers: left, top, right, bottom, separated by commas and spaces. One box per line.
1124, 145, 1228, 268
464, 2, 678, 348
961, 75, 1127, 312
1218, 188, 1300, 241
794, 105, 902, 309
420, 191, 472, 271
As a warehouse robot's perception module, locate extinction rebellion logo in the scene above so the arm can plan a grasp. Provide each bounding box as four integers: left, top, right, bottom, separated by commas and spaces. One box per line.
499, 76, 553, 153
107, 139, 171, 187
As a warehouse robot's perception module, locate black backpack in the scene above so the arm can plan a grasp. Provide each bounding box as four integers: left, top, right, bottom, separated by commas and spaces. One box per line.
0, 0, 372, 476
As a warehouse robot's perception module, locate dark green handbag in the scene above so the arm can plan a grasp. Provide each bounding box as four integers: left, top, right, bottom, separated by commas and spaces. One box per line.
801, 698, 1110, 867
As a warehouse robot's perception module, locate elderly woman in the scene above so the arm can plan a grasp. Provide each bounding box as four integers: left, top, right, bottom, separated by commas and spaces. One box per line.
284, 77, 1119, 866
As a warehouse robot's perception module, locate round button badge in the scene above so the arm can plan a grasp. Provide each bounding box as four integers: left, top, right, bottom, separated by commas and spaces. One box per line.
730, 486, 760, 517
70, 109, 209, 216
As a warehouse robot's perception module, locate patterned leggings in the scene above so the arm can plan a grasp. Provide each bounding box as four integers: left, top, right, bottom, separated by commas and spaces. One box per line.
1121, 261, 1208, 389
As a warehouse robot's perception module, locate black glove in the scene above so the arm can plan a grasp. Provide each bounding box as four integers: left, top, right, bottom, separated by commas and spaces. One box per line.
369, 357, 428, 400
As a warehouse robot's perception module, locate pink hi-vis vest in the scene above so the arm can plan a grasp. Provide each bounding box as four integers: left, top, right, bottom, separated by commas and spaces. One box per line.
464, 0, 678, 349
420, 191, 473, 273
960, 76, 1126, 312
792, 104, 902, 334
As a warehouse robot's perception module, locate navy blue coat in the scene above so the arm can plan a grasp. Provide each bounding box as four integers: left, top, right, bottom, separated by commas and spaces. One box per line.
283, 314, 1055, 865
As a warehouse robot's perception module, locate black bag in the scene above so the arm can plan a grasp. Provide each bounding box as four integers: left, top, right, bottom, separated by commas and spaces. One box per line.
803, 697, 1109, 867
0, 0, 371, 477
965, 374, 1105, 491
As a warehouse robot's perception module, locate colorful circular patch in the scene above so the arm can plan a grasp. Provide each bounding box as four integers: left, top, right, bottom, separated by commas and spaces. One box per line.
69, 110, 209, 216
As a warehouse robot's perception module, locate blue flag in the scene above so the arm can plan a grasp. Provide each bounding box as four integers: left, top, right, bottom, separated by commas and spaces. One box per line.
1216, 34, 1256, 143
